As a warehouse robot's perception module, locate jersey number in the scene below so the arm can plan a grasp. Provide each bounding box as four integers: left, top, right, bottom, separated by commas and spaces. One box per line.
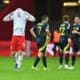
60, 27, 65, 35
38, 26, 42, 35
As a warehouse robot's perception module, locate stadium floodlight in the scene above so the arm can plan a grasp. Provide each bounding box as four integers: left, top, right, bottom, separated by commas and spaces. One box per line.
78, 0, 80, 4
63, 2, 78, 7
3, 0, 10, 4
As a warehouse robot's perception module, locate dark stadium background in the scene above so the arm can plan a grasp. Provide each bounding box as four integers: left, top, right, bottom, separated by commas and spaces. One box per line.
0, 0, 80, 41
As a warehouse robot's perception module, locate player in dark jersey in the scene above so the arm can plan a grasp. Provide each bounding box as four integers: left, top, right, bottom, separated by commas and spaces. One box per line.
69, 16, 80, 69
59, 15, 72, 69
30, 15, 51, 70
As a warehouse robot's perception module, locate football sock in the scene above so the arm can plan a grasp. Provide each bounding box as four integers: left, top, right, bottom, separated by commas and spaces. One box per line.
42, 56, 47, 68
72, 54, 76, 66
65, 53, 69, 65
16, 55, 23, 69
14, 53, 18, 62
33, 57, 40, 67
59, 54, 63, 65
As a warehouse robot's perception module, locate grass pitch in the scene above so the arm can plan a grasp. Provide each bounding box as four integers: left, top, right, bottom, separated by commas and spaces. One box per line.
0, 57, 80, 80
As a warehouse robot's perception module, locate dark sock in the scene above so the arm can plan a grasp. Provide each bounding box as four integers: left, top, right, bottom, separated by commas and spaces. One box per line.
33, 57, 40, 67
72, 54, 76, 66
42, 56, 47, 68
59, 54, 63, 65
65, 54, 69, 65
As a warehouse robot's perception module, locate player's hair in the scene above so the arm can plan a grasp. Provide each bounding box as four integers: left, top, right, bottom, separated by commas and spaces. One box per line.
74, 16, 80, 19
41, 15, 49, 21
63, 15, 69, 22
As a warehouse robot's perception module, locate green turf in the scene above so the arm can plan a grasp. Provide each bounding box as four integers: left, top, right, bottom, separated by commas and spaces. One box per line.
0, 57, 80, 80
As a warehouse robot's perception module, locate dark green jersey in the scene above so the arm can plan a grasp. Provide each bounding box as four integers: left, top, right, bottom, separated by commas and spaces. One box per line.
33, 22, 49, 39
72, 24, 80, 40
59, 22, 72, 38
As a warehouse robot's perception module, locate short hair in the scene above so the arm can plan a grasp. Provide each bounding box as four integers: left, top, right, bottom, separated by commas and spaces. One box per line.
74, 16, 80, 19
63, 15, 69, 21
41, 15, 49, 21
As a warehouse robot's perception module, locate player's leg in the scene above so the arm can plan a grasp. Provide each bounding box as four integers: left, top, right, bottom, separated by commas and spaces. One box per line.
14, 36, 26, 70
32, 37, 46, 70
59, 50, 63, 69
64, 43, 69, 69
69, 53, 76, 70
58, 41, 64, 69
71, 53, 76, 69
10, 36, 17, 62
42, 51, 47, 70
41, 38, 48, 70
11, 37, 18, 69
10, 36, 19, 70
15, 50, 23, 70
32, 51, 41, 70
11, 51, 15, 61
69, 41, 78, 69
64, 53, 69, 69
32, 39, 47, 70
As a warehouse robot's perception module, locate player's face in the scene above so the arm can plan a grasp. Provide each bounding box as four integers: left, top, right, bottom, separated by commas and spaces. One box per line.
74, 17, 80, 24
44, 18, 49, 23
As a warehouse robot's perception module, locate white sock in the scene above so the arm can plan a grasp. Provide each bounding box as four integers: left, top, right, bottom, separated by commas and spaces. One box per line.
15, 53, 18, 62
16, 55, 23, 69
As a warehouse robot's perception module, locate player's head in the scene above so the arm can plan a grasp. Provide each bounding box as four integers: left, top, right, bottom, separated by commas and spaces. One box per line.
15, 8, 23, 11
74, 16, 80, 24
41, 15, 49, 23
63, 15, 69, 22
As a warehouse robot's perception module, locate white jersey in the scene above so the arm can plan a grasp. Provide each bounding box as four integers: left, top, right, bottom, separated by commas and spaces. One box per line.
12, 9, 27, 36
3, 8, 35, 36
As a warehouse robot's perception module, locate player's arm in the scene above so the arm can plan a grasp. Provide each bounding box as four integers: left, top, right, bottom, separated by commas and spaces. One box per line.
30, 27, 36, 38
68, 38, 72, 44
46, 28, 51, 37
24, 11, 36, 22
72, 30, 80, 35
45, 25, 51, 37
3, 12, 13, 21
67, 25, 72, 44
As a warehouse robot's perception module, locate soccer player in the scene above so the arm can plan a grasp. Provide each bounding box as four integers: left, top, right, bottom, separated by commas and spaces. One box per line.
30, 15, 51, 70
69, 16, 80, 69
59, 15, 72, 69
3, 8, 36, 71
53, 29, 60, 56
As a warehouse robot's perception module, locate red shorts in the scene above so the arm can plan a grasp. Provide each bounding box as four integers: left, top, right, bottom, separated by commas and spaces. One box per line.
11, 36, 26, 52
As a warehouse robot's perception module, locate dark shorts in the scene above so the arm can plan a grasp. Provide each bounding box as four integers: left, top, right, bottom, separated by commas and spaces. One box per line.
36, 36, 47, 53
59, 36, 69, 52
72, 39, 80, 52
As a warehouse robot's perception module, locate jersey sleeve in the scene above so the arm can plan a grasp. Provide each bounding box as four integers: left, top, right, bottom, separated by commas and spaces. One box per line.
24, 11, 36, 22
33, 25, 37, 32
44, 24, 49, 30
3, 12, 14, 21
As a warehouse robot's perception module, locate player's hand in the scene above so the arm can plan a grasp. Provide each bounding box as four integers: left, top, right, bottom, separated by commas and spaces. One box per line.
34, 35, 36, 39
68, 38, 72, 44
47, 36, 51, 42
72, 30, 78, 34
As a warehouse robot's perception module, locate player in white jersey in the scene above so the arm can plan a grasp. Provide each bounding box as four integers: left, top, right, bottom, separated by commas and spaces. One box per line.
3, 8, 36, 71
